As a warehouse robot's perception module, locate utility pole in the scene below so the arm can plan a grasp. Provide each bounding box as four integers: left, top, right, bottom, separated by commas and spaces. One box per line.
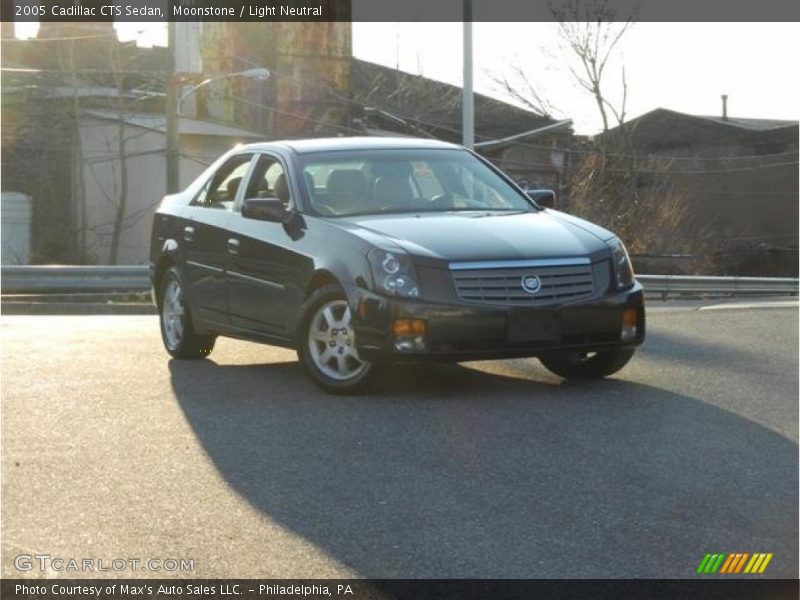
165, 20, 179, 195
462, 0, 474, 149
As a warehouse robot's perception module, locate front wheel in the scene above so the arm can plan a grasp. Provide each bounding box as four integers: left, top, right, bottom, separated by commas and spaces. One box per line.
539, 348, 635, 380
159, 266, 216, 359
298, 284, 377, 394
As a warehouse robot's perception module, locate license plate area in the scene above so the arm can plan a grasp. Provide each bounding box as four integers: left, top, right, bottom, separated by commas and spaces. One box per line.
507, 311, 561, 343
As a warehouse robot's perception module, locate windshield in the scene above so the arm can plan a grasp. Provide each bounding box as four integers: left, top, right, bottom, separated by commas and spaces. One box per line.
298, 148, 534, 217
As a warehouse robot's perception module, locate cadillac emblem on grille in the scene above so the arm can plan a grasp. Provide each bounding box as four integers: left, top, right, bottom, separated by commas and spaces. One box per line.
521, 274, 542, 294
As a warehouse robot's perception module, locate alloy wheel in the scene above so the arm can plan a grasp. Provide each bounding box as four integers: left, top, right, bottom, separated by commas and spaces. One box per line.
162, 278, 185, 350
307, 300, 368, 381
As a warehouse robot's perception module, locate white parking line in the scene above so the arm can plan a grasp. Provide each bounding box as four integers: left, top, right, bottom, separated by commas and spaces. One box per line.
699, 300, 799, 311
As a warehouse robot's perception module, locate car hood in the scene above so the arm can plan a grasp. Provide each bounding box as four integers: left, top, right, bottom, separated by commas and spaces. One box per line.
337, 209, 615, 264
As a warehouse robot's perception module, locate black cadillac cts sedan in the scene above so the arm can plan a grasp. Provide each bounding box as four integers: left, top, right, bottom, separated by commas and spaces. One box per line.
150, 137, 645, 393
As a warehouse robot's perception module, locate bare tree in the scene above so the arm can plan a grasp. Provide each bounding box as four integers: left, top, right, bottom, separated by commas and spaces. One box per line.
490, 61, 557, 118
106, 42, 132, 266
490, 0, 637, 133
487, 4, 718, 270
566, 150, 719, 273
60, 41, 89, 262
64, 38, 162, 264
551, 0, 637, 132
352, 60, 464, 138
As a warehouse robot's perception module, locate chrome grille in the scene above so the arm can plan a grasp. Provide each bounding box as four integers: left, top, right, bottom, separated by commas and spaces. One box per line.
450, 260, 596, 306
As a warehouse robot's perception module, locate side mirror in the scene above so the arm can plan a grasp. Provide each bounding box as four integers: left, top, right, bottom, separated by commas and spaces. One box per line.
242, 198, 291, 224
526, 189, 556, 209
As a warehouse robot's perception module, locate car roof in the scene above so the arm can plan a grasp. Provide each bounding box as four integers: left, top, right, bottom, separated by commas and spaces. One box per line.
238, 136, 464, 155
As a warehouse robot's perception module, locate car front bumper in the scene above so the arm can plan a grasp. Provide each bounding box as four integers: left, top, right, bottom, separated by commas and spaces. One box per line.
349, 282, 645, 363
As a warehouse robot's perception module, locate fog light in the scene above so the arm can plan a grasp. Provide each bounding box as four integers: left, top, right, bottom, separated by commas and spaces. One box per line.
412, 335, 426, 351
393, 336, 426, 353
394, 339, 415, 352
393, 319, 427, 336
621, 307, 638, 342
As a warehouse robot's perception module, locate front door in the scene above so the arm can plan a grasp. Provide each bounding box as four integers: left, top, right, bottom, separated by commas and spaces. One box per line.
226, 153, 309, 337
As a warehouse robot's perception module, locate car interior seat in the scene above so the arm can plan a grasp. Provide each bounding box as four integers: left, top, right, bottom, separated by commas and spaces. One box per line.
373, 173, 415, 210
325, 169, 369, 214
303, 172, 316, 202
226, 177, 242, 202
273, 173, 291, 208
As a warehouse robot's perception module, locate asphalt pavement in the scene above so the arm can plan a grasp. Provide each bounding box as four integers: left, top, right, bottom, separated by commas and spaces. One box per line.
1, 302, 797, 578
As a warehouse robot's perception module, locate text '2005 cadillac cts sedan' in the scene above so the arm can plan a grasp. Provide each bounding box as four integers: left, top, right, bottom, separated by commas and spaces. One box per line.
150, 137, 645, 393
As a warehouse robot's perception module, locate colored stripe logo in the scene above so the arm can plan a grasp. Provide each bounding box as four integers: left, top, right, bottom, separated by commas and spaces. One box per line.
696, 553, 773, 574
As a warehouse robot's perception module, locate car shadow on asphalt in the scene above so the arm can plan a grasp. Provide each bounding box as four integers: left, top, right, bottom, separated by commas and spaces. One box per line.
168, 359, 798, 578
639, 329, 776, 369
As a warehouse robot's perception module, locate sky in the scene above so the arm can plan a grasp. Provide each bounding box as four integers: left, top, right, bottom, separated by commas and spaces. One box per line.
14, 21, 800, 135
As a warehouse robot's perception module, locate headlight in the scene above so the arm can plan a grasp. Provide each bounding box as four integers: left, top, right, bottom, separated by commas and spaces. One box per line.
367, 248, 420, 298
608, 238, 634, 290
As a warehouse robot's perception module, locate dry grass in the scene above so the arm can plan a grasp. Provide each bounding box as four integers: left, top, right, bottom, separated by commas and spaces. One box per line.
565, 150, 721, 274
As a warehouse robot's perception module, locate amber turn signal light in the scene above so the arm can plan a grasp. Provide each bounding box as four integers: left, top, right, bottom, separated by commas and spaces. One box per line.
393, 319, 427, 337
621, 307, 638, 342
622, 307, 638, 327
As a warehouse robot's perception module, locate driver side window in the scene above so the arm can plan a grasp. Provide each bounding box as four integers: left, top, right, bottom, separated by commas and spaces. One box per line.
193, 154, 253, 210
243, 154, 292, 209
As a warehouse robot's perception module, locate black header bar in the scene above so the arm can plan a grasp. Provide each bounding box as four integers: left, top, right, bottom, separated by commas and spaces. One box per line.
2, 0, 800, 22
2, 579, 799, 600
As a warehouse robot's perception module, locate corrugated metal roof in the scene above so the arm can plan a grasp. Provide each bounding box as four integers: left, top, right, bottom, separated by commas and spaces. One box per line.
351, 58, 554, 141
82, 109, 263, 139
612, 108, 798, 133
694, 115, 797, 131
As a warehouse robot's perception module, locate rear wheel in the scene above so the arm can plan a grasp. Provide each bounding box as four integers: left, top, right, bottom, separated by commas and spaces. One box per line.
539, 348, 635, 380
159, 266, 216, 359
298, 284, 376, 394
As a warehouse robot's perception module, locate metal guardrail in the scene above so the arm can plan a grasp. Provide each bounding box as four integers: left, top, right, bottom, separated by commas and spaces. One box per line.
1, 266, 151, 294
1, 266, 798, 297
637, 274, 799, 296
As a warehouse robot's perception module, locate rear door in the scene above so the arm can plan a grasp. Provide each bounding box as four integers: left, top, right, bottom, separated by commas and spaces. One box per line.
183, 153, 255, 326
226, 152, 310, 337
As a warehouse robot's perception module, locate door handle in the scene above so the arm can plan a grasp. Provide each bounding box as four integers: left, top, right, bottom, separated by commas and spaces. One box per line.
183, 225, 195, 242
227, 238, 240, 255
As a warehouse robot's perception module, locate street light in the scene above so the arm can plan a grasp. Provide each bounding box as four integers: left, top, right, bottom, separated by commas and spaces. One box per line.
176, 68, 271, 117
165, 64, 271, 194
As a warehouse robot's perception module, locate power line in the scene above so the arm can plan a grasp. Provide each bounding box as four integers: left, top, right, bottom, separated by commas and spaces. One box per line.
7, 38, 800, 160
3, 32, 121, 42
4, 61, 798, 180
270, 70, 797, 160
487, 153, 798, 175
681, 190, 798, 196
223, 56, 800, 162
203, 88, 371, 137
5, 51, 798, 163
601, 161, 798, 175
205, 84, 800, 173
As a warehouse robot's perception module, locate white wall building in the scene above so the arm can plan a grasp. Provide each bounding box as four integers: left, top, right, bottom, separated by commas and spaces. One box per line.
77, 110, 261, 264
1, 192, 33, 265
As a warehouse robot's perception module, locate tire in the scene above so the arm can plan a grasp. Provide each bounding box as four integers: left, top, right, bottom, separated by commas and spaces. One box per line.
158, 266, 216, 359
539, 348, 635, 380
297, 284, 377, 394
